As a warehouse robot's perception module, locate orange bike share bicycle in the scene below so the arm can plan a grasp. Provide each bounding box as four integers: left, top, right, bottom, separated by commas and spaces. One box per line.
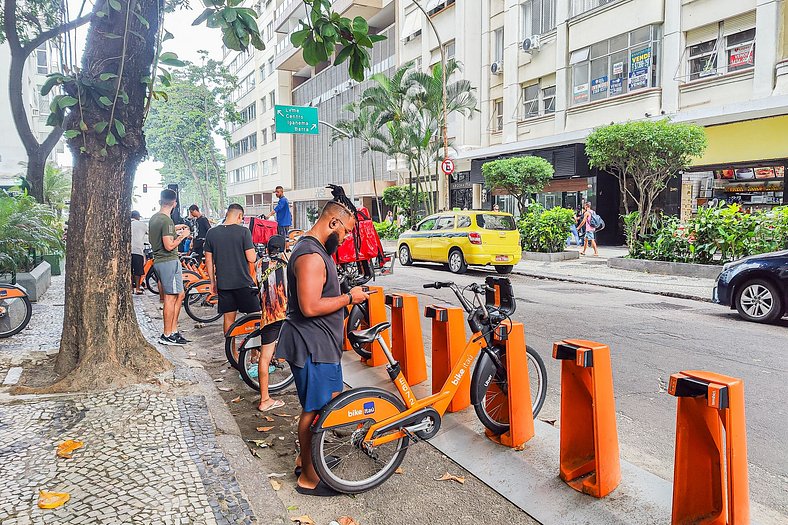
309, 276, 547, 493
0, 284, 32, 338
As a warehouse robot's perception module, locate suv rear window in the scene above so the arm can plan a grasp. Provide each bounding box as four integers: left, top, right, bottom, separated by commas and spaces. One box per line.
476, 214, 516, 231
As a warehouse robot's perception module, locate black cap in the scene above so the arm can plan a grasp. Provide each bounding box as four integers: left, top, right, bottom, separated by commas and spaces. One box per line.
267, 234, 286, 255
131, 210, 141, 219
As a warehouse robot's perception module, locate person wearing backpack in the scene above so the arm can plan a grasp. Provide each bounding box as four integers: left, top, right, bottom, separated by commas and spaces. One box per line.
580, 202, 603, 256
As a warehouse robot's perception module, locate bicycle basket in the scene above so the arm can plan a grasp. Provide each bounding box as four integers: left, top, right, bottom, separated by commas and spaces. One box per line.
484, 276, 516, 317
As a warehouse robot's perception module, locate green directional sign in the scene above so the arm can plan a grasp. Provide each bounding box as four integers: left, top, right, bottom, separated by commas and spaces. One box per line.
274, 105, 319, 135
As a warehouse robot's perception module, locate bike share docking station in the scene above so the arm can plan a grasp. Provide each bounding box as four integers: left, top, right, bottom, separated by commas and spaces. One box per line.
425, 304, 470, 413
385, 293, 428, 386
552, 339, 621, 498
668, 371, 749, 525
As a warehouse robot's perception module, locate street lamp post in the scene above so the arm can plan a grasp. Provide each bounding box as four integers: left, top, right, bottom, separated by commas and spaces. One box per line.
319, 120, 356, 205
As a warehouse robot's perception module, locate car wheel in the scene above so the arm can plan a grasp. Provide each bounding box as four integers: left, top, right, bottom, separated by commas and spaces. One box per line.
734, 278, 783, 323
398, 244, 413, 266
495, 265, 513, 274
448, 249, 467, 274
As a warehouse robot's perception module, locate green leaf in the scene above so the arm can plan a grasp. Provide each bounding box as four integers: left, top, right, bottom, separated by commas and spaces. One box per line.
94, 121, 109, 133
79, 120, 88, 131
159, 52, 186, 67
108, 0, 121, 11
114, 120, 126, 138
291, 28, 310, 48
134, 12, 150, 29
40, 76, 61, 96
99, 73, 118, 81
106, 132, 117, 146
63, 130, 80, 139
119, 91, 129, 104
334, 45, 353, 66
104, 33, 122, 39
58, 96, 78, 108
352, 16, 368, 36
99, 148, 108, 157
163, 29, 175, 41
99, 96, 112, 106
223, 28, 242, 51
222, 7, 237, 23
369, 34, 387, 43
96, 10, 107, 18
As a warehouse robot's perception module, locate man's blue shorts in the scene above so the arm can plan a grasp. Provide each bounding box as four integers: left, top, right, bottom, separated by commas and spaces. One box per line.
289, 354, 343, 412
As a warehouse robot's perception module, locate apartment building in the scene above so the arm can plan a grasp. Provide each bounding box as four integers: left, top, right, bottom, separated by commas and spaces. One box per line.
399, 0, 788, 244
272, 0, 397, 227
0, 40, 66, 187
224, 0, 294, 217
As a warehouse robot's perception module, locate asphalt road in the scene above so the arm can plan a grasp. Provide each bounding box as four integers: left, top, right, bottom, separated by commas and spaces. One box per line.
380, 262, 788, 523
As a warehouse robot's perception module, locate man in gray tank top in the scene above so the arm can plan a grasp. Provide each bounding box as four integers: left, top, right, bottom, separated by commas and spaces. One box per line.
277, 201, 369, 496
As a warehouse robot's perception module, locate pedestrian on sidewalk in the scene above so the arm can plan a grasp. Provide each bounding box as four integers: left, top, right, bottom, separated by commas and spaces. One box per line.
150, 190, 191, 345
267, 186, 292, 238
130, 210, 148, 295
276, 201, 369, 497
566, 206, 582, 248
256, 234, 288, 412
204, 204, 261, 338
385, 210, 394, 224
579, 202, 599, 256
189, 204, 212, 257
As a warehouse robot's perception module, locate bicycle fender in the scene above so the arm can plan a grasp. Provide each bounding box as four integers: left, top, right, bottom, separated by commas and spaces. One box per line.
470, 346, 502, 406
225, 312, 262, 338
312, 387, 405, 433
0, 284, 28, 299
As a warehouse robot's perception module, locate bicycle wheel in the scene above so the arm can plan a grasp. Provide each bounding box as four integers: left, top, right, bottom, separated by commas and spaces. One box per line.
145, 268, 159, 294
183, 281, 221, 323
347, 303, 372, 360
0, 289, 33, 338
471, 345, 548, 435
312, 390, 409, 494
238, 338, 294, 393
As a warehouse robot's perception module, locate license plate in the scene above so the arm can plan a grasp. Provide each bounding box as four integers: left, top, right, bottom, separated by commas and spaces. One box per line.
495, 255, 509, 262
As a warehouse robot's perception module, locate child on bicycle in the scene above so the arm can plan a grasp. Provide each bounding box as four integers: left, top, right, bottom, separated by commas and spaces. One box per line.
257, 234, 288, 412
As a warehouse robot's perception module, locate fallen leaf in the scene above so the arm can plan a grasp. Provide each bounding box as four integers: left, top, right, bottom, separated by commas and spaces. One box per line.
290, 516, 315, 525
264, 416, 275, 422
267, 472, 286, 478
270, 479, 281, 491
256, 426, 274, 432
218, 387, 233, 392
435, 472, 465, 484
394, 467, 403, 474
38, 490, 70, 509
56, 440, 84, 459
513, 443, 526, 451
213, 378, 224, 383
286, 505, 299, 511
231, 396, 242, 403
273, 412, 292, 417
247, 439, 270, 448
338, 517, 359, 525
540, 418, 557, 427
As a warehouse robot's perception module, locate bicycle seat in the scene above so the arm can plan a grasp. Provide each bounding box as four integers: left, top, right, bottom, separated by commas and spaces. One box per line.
348, 322, 390, 345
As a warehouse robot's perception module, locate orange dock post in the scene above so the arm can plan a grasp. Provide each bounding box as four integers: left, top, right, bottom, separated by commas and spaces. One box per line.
552, 339, 621, 498
342, 304, 353, 352
485, 322, 535, 448
668, 371, 749, 525
385, 293, 427, 386
361, 285, 390, 367
426, 304, 469, 413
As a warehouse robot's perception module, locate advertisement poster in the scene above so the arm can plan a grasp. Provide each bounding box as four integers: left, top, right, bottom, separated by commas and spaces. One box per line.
612, 61, 624, 75
591, 76, 609, 95
729, 45, 754, 68
628, 46, 651, 90
609, 78, 623, 96
573, 83, 589, 103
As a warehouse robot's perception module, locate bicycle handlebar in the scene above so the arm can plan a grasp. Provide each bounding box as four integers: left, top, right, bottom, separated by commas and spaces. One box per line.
423, 280, 493, 316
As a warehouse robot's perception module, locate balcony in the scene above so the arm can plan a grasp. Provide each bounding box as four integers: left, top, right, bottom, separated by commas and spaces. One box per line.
570, 0, 623, 18
275, 0, 384, 34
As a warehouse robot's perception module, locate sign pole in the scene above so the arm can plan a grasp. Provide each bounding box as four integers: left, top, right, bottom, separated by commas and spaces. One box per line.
319, 120, 355, 204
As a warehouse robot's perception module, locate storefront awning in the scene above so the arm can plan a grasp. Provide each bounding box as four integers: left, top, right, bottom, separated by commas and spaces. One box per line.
691, 114, 788, 167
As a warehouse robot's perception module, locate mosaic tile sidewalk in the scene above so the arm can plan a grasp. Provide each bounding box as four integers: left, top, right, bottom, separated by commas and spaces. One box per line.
0, 389, 257, 525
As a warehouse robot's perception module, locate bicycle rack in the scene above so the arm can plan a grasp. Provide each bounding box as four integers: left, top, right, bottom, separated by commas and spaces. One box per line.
425, 305, 469, 413
385, 293, 427, 386
668, 371, 749, 525
552, 339, 621, 498
361, 285, 390, 367
485, 321, 535, 448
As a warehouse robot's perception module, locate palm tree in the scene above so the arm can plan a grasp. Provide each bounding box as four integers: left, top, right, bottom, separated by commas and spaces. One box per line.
42, 163, 72, 218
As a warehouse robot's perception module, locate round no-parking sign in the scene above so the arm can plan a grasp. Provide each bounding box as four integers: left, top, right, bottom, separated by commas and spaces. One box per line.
441, 158, 455, 175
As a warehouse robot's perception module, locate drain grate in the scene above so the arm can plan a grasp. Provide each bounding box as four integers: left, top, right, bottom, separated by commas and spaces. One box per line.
628, 302, 691, 311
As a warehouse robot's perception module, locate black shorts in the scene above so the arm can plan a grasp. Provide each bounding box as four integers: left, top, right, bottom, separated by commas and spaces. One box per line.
218, 287, 261, 315
260, 319, 284, 345
131, 254, 145, 276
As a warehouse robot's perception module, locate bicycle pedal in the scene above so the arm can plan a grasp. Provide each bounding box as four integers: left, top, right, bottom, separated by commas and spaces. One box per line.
400, 427, 420, 444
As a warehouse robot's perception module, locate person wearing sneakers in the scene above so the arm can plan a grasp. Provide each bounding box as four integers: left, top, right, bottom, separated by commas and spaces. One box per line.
149, 189, 191, 345
256, 234, 288, 412
579, 201, 600, 257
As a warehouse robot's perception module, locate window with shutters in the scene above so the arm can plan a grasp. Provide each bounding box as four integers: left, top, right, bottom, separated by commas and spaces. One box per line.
521, 0, 556, 39
685, 14, 755, 82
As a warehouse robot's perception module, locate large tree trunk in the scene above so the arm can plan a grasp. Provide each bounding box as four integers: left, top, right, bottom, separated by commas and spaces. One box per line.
43, 0, 169, 392
209, 147, 226, 213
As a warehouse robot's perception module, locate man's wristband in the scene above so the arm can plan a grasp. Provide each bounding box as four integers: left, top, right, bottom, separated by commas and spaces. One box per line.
346, 292, 353, 305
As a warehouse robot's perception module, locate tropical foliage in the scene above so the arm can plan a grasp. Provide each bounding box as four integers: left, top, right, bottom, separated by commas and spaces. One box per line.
625, 205, 788, 264
42, 163, 72, 217
518, 205, 575, 253
482, 156, 554, 214
382, 185, 426, 219
0, 192, 63, 276
373, 221, 403, 240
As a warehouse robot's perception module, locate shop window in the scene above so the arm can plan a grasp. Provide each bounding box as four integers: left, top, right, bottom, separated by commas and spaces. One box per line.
521, 0, 556, 39
685, 16, 755, 81
570, 24, 660, 106
493, 28, 504, 63
522, 84, 539, 118
493, 99, 504, 131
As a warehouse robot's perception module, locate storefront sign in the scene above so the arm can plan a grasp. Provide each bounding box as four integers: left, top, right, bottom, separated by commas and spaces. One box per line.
612, 61, 624, 75
591, 76, 609, 95
628, 47, 651, 91
729, 45, 754, 68
609, 78, 623, 96
573, 83, 589, 103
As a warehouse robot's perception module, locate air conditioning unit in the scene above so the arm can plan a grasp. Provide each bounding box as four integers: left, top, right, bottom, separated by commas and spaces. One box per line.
521, 35, 541, 53
490, 61, 503, 75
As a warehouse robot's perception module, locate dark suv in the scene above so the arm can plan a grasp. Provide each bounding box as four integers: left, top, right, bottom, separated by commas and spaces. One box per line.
713, 250, 788, 323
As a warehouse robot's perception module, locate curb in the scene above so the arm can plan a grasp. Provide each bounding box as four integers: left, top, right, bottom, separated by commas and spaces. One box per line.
509, 268, 713, 303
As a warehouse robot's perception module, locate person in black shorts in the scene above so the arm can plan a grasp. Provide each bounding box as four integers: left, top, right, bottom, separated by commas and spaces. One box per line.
256, 234, 288, 412
204, 204, 261, 337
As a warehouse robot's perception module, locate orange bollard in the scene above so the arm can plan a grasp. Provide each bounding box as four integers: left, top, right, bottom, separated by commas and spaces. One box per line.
668, 371, 749, 525
426, 304, 469, 413
361, 285, 390, 367
485, 322, 535, 448
342, 305, 353, 352
385, 293, 427, 386
552, 339, 621, 498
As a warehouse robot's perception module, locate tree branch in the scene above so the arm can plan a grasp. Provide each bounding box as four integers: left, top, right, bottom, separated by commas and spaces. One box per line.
3, 0, 22, 50
22, 12, 93, 55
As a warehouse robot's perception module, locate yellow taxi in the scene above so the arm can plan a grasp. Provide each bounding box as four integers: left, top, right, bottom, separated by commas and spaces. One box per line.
397, 211, 521, 274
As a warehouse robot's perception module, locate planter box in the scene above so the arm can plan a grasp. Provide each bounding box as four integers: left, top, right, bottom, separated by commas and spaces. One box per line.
522, 250, 580, 262
14, 261, 51, 302
608, 257, 722, 280
42, 254, 64, 276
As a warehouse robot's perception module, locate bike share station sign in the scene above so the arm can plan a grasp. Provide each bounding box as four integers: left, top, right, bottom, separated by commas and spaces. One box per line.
274, 105, 319, 135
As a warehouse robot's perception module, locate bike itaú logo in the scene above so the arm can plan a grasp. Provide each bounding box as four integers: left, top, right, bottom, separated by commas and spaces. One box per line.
347, 402, 376, 418
397, 376, 417, 406
451, 355, 476, 386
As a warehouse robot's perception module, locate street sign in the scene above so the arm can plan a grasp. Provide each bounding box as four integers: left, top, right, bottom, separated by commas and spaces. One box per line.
274, 105, 319, 135
441, 158, 455, 175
